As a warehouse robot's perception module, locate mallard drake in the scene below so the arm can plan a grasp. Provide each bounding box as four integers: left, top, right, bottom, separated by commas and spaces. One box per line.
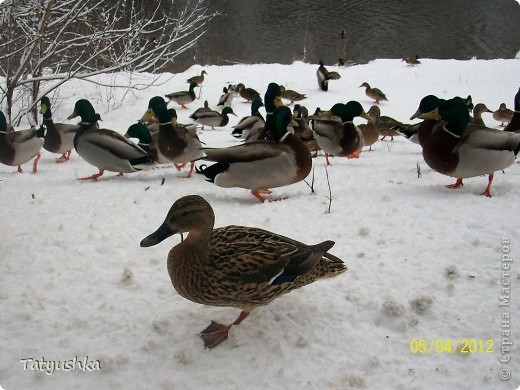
189, 100, 213, 129
231, 99, 265, 140
68, 99, 155, 181
504, 88, 520, 133
359, 82, 388, 104
493, 103, 514, 127
256, 82, 285, 141
40, 96, 79, 163
235, 83, 262, 103
141, 97, 203, 178
411, 94, 475, 120
164, 82, 197, 109
125, 121, 170, 165
0, 111, 44, 173
196, 105, 312, 202
417, 97, 520, 197
187, 70, 207, 86
191, 106, 236, 129
470, 103, 492, 127
316, 61, 341, 91
140, 194, 347, 348
217, 86, 234, 107
358, 106, 379, 150
410, 95, 444, 120
402, 55, 421, 66
279, 86, 306, 105
311, 101, 370, 164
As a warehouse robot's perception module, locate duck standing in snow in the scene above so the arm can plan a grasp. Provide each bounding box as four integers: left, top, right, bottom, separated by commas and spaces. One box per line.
311, 101, 371, 164
316, 61, 341, 91
40, 96, 79, 163
192, 106, 236, 130
279, 86, 306, 105
140, 194, 347, 348
217, 86, 234, 107
165, 82, 197, 109
197, 104, 312, 202
68, 99, 155, 180
493, 103, 514, 127
416, 97, 520, 197
0, 111, 45, 173
359, 82, 388, 104
231, 99, 265, 140
235, 83, 262, 103
141, 97, 203, 178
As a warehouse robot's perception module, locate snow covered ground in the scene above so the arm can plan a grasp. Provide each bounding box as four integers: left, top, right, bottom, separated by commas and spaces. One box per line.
1, 59, 519, 389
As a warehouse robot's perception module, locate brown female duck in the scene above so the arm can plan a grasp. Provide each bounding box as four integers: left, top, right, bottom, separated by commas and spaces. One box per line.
359, 82, 388, 104
140, 194, 347, 348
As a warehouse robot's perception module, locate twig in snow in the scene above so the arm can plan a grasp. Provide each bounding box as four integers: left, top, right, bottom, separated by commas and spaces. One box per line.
324, 163, 332, 214
303, 165, 315, 194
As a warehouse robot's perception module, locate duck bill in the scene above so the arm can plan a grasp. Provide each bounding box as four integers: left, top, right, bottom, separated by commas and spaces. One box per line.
40, 103, 47, 115
419, 108, 440, 120
360, 111, 372, 121
274, 96, 284, 108
141, 108, 155, 123
410, 109, 422, 120
140, 223, 175, 247
67, 111, 78, 120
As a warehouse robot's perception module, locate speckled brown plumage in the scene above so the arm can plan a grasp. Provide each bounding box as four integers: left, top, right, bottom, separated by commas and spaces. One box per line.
141, 195, 347, 347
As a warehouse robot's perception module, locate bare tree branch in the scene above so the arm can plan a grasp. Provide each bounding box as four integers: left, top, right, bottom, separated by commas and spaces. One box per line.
0, 0, 216, 123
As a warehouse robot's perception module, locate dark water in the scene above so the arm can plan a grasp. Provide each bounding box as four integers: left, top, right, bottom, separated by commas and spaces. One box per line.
170, 0, 520, 71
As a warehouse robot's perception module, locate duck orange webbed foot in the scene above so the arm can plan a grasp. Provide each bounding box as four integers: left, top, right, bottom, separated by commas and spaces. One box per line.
347, 149, 362, 159
445, 178, 463, 189
56, 151, 71, 163
251, 189, 273, 203
480, 174, 494, 198
199, 311, 250, 349
78, 170, 105, 181
199, 321, 233, 349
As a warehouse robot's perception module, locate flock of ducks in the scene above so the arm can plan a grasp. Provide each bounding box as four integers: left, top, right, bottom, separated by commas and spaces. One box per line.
2, 62, 520, 348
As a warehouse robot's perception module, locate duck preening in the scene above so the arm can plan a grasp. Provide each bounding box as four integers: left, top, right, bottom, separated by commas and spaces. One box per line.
140, 194, 347, 348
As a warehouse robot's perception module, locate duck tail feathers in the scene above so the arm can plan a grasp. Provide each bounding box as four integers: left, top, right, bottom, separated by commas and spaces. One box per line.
195, 162, 230, 182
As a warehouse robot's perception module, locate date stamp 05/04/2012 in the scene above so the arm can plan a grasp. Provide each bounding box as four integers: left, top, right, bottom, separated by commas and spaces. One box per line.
409, 339, 494, 355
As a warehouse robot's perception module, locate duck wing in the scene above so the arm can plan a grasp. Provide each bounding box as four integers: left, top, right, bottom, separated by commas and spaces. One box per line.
461, 127, 520, 152
209, 226, 336, 286
202, 141, 285, 163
